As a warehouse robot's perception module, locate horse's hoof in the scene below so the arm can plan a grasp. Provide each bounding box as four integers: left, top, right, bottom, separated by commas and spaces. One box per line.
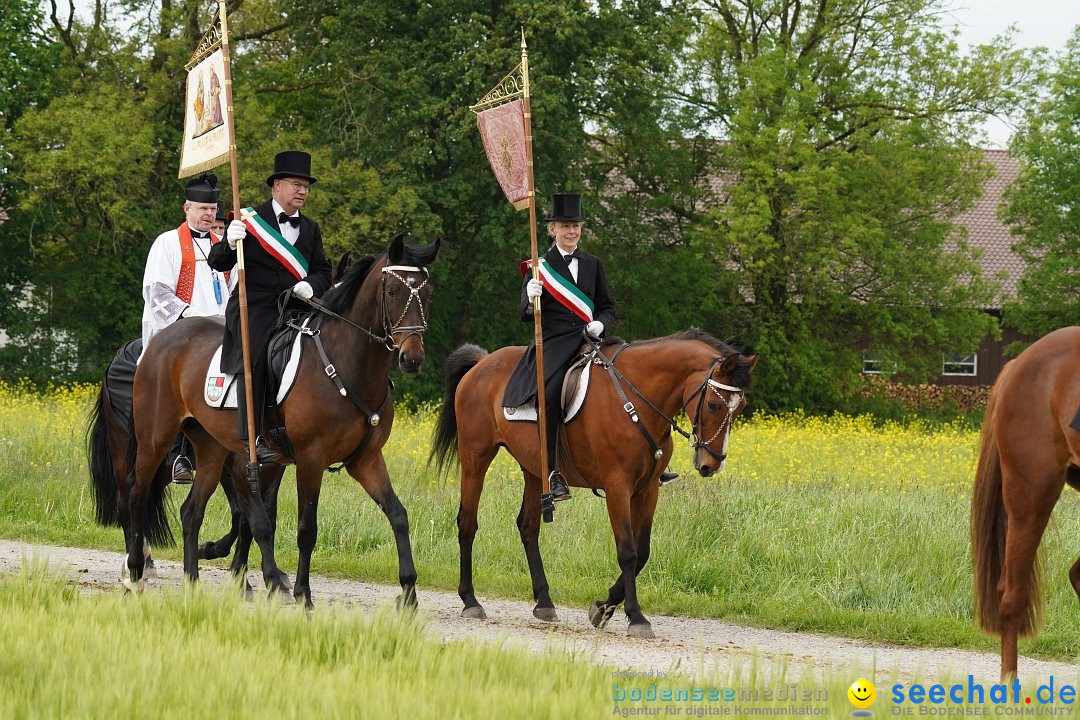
121, 577, 147, 593
628, 621, 655, 639
533, 605, 559, 623
396, 589, 418, 612
462, 605, 487, 620
588, 601, 616, 629
143, 557, 158, 579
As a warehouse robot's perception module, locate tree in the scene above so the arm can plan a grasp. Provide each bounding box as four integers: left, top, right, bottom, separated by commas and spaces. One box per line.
1002, 26, 1080, 338
664, 0, 1039, 410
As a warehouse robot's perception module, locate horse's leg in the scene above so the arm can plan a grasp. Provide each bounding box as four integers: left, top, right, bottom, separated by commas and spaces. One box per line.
457, 446, 497, 619
589, 483, 654, 638
198, 461, 243, 560
179, 439, 227, 583
348, 453, 417, 610
126, 434, 173, 591
997, 462, 1061, 678
291, 461, 325, 609
517, 470, 557, 622
229, 466, 285, 592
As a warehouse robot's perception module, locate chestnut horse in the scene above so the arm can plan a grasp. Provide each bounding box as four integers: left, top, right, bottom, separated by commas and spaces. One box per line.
113, 235, 437, 606
431, 329, 757, 637
972, 326, 1080, 678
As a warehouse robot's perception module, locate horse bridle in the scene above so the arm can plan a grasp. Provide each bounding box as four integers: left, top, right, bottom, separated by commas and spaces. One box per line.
295, 264, 430, 351
681, 358, 745, 463
379, 265, 430, 351
595, 344, 745, 467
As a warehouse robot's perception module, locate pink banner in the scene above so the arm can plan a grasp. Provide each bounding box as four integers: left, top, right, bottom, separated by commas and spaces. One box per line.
476, 99, 529, 210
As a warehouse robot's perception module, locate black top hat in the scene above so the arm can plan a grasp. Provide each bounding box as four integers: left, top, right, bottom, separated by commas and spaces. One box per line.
265, 150, 318, 187
545, 193, 585, 222
185, 172, 220, 203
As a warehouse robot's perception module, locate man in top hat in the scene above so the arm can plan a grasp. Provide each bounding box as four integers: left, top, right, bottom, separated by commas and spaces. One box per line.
208, 150, 332, 463
141, 171, 236, 482
502, 193, 617, 501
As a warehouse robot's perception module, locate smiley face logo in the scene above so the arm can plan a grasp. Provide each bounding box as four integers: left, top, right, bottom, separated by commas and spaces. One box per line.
848, 678, 876, 714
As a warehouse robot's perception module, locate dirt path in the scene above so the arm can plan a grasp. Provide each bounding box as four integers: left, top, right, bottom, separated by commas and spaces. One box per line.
1, 539, 1073, 686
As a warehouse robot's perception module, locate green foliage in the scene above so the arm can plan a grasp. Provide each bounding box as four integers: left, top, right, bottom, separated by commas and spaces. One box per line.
1002, 27, 1080, 336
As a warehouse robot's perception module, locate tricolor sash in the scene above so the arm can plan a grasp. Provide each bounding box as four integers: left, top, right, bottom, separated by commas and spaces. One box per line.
521, 258, 594, 323
240, 207, 309, 281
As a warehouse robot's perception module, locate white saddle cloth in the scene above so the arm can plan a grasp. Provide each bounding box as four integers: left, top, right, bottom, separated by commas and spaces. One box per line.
503, 360, 591, 423
203, 330, 305, 409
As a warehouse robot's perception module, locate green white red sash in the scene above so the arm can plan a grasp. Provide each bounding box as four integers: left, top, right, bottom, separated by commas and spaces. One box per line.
521, 258, 594, 322
240, 207, 308, 281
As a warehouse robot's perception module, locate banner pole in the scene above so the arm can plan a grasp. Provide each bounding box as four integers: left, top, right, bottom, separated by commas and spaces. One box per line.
520, 31, 554, 522
218, 0, 261, 491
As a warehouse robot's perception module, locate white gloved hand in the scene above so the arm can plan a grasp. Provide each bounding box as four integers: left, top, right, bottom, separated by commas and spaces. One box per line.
292, 281, 314, 300
586, 320, 604, 339
526, 279, 543, 300
226, 220, 246, 250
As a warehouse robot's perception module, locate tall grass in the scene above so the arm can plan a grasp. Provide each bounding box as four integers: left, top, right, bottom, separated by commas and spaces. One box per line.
2, 382, 1079, 663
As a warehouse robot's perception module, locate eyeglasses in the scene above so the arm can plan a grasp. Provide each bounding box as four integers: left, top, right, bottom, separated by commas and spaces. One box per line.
287, 181, 311, 191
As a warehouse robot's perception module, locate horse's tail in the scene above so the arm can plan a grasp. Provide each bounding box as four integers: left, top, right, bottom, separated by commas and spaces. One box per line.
86, 385, 120, 527
971, 365, 1040, 635
430, 343, 488, 477
125, 417, 175, 548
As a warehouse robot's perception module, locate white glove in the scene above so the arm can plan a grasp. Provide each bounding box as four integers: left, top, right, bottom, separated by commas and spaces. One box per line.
526, 279, 543, 300
586, 320, 604, 339
292, 281, 313, 300
226, 219, 246, 250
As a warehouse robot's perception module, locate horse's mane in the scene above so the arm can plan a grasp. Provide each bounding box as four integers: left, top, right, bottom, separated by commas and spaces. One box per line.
320, 239, 440, 315
321, 254, 378, 314
630, 327, 753, 388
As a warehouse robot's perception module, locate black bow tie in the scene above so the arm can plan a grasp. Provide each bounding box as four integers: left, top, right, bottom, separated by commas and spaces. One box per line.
562, 250, 582, 263
277, 212, 300, 228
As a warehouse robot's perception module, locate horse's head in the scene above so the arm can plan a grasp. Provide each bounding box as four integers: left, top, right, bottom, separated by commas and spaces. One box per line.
379, 234, 441, 375
683, 352, 758, 477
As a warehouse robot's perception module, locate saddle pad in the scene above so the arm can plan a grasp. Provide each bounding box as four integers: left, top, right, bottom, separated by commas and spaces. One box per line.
203, 330, 304, 409
503, 361, 591, 423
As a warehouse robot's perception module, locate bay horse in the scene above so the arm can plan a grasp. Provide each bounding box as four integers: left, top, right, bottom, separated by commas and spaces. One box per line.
972, 325, 1080, 679
115, 235, 438, 606
431, 329, 757, 637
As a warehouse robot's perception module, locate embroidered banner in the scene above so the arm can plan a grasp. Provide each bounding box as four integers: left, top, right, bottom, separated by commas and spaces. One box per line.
179, 48, 229, 178
240, 207, 309, 281
476, 99, 529, 211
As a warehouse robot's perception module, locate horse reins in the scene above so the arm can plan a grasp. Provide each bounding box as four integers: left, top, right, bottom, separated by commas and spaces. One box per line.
587, 341, 745, 494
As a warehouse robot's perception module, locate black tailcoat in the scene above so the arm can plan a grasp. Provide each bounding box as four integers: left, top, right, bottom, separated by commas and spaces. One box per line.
207, 199, 332, 373
502, 245, 616, 408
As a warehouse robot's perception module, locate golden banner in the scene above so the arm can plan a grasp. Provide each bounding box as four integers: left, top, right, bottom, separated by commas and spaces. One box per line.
179, 47, 229, 178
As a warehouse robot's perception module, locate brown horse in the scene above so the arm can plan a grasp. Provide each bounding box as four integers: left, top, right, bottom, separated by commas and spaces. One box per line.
114, 235, 437, 606
431, 329, 757, 637
972, 326, 1080, 678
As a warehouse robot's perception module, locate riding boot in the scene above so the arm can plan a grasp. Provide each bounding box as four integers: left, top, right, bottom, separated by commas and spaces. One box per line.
1071, 406, 1080, 432
167, 433, 194, 484
543, 384, 570, 501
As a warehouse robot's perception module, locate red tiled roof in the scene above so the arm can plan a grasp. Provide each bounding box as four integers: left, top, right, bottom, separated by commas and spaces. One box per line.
955, 149, 1025, 305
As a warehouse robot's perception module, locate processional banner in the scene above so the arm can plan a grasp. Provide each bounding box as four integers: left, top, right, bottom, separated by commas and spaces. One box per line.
179, 48, 229, 178
475, 99, 529, 210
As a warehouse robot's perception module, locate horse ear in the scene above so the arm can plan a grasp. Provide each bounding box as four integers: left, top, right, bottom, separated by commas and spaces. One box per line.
742, 353, 759, 370
719, 353, 739, 374
333, 251, 352, 283
388, 233, 405, 263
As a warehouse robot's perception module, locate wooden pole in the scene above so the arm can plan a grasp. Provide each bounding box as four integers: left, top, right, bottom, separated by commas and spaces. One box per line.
520, 32, 552, 519
218, 0, 260, 479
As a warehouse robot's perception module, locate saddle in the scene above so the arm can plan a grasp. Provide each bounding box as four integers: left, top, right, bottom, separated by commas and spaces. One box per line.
502, 349, 594, 423
202, 315, 308, 409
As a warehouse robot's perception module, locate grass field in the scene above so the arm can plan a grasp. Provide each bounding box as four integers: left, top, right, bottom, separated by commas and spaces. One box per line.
2, 381, 1079, 666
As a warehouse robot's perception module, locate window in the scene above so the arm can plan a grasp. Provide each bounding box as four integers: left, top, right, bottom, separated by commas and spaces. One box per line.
942, 352, 977, 376
862, 351, 896, 375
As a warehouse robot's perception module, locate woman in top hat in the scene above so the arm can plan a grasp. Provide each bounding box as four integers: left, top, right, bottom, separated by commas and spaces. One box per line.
208, 150, 333, 463
501, 193, 617, 501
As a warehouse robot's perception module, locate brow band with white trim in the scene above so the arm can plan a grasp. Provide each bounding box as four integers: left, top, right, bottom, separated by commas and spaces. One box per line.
708, 379, 743, 392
